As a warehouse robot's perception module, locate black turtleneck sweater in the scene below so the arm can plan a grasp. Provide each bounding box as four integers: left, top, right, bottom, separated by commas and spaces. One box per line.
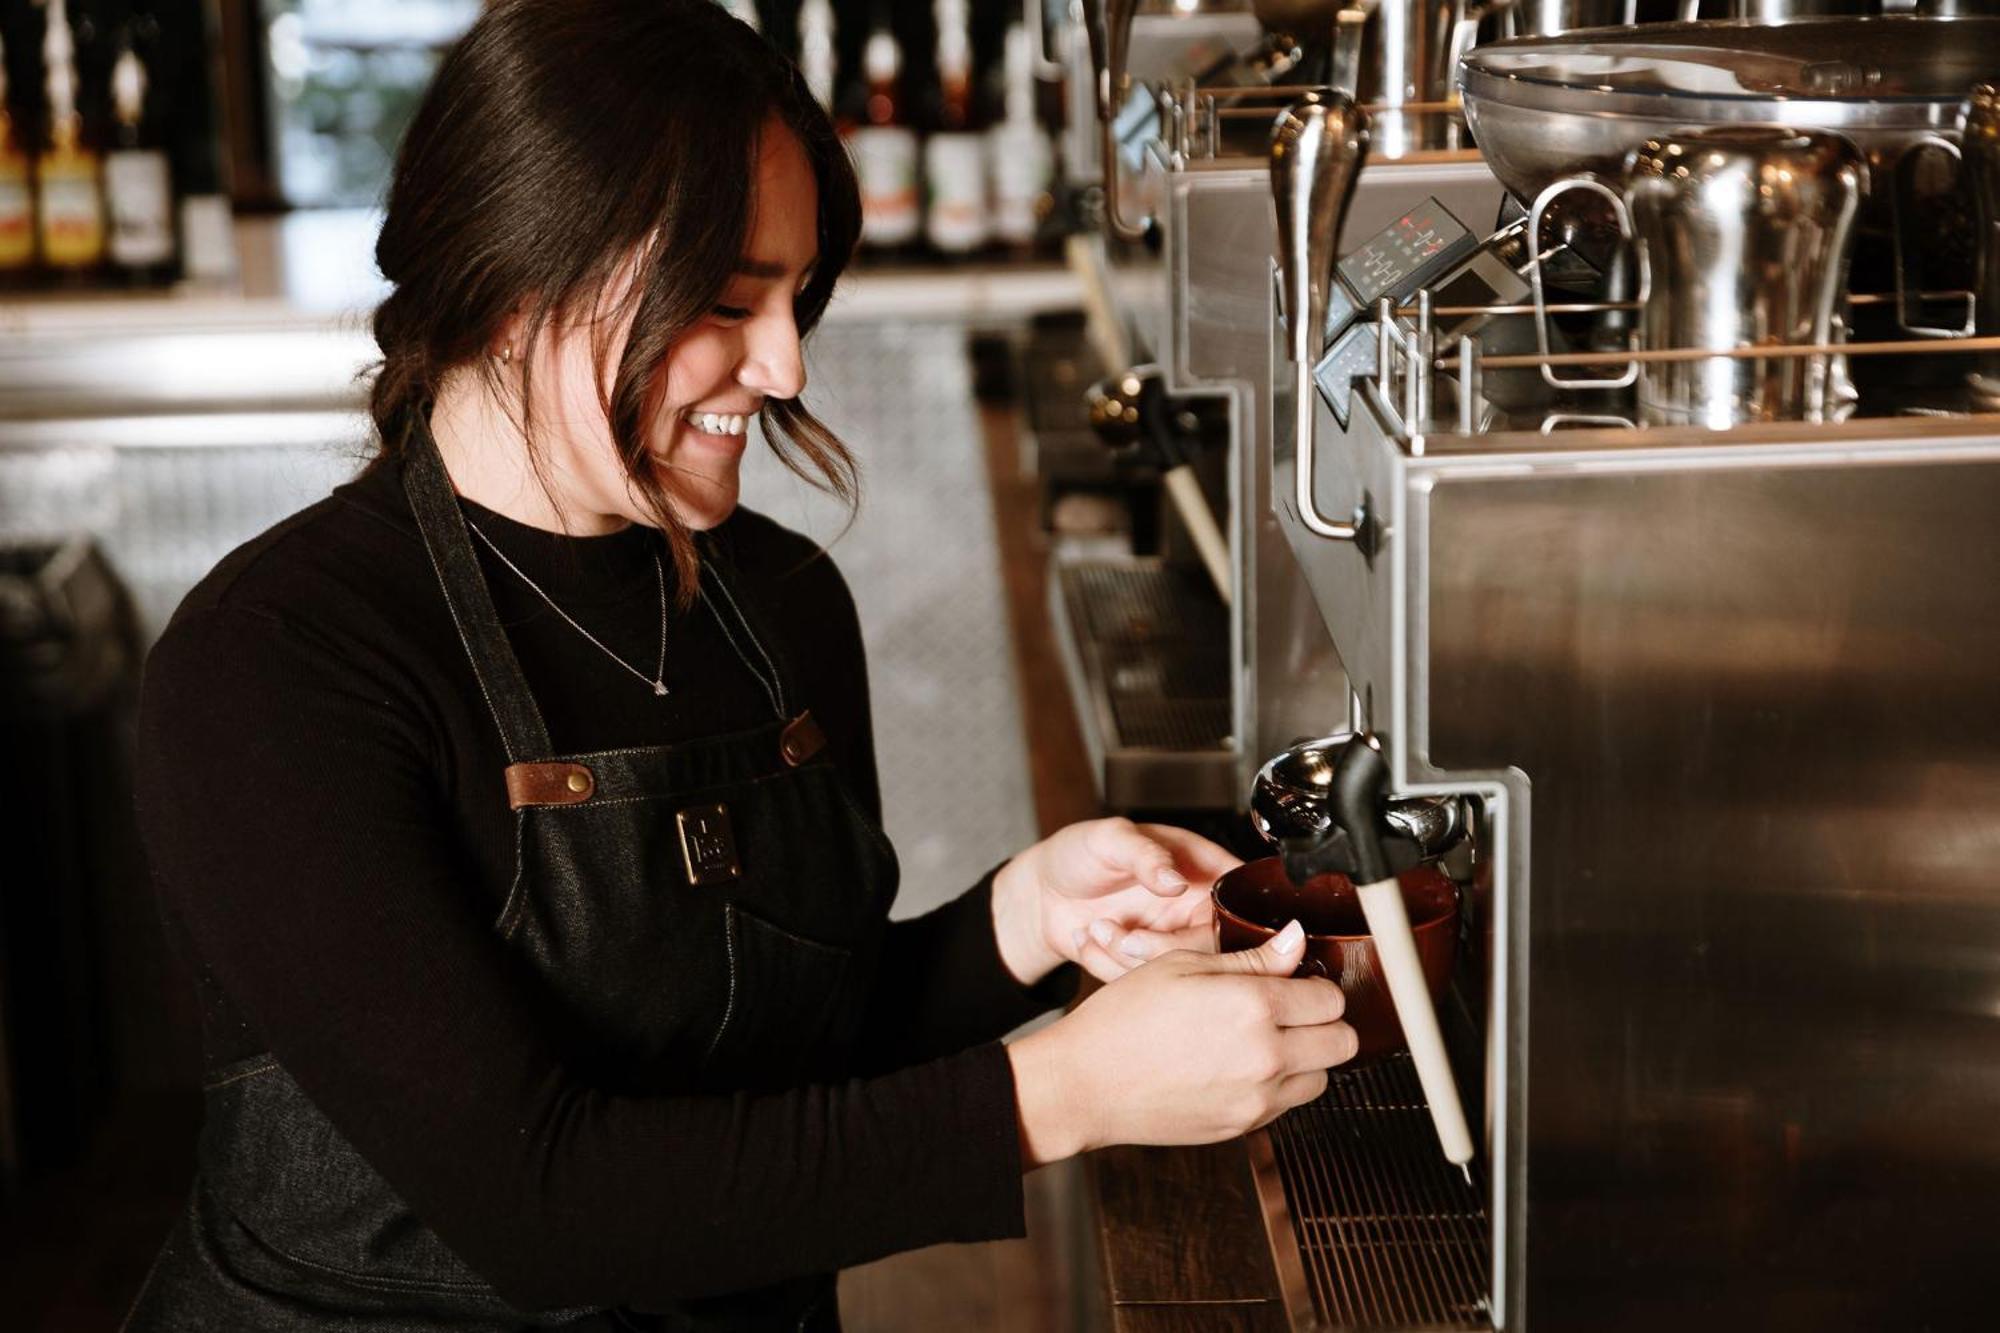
134, 456, 1066, 1313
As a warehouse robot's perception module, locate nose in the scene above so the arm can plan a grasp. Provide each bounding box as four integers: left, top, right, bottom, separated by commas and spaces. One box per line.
735, 308, 806, 402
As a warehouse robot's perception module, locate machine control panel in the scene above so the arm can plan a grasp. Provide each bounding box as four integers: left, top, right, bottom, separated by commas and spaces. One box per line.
1324, 198, 1482, 342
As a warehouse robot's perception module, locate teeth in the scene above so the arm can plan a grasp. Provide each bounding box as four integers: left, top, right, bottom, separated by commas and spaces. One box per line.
687, 412, 747, 436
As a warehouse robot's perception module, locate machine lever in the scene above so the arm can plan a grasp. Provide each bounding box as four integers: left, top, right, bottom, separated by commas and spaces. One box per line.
1330, 737, 1478, 1182
1270, 93, 1371, 541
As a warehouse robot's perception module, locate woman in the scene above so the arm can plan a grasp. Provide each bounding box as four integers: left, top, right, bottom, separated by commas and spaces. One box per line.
126, 2, 1354, 1328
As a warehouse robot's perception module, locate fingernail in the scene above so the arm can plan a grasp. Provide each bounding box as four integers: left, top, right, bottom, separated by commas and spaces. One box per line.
1274, 920, 1305, 954
1071, 928, 1087, 953
1156, 867, 1188, 891
1088, 918, 1115, 947
1117, 934, 1151, 958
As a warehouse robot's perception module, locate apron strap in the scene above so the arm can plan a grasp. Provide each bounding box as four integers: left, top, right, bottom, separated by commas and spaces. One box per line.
400, 417, 557, 764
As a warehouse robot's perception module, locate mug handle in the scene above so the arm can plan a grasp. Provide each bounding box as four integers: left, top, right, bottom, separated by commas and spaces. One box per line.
1893, 136, 1978, 339
1527, 175, 1643, 390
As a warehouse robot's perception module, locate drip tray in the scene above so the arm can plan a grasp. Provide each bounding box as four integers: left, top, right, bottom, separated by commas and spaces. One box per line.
1049, 552, 1235, 811
1249, 1054, 1493, 1331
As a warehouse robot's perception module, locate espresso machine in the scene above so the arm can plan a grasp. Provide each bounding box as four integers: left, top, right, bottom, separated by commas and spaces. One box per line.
1037, 0, 1505, 812
1240, 16, 2000, 1330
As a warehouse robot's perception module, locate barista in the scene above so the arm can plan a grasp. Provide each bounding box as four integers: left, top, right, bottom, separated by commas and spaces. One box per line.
123, 2, 1355, 1328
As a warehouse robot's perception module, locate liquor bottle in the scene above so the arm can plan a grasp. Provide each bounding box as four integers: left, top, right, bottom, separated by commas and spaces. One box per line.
36, 0, 107, 281
986, 24, 1052, 253
922, 0, 987, 256
798, 0, 836, 113
850, 16, 920, 253
103, 29, 178, 285
0, 29, 37, 287
174, 0, 238, 288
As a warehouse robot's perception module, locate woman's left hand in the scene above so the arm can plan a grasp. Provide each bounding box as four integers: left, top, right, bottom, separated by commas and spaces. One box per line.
993, 818, 1242, 985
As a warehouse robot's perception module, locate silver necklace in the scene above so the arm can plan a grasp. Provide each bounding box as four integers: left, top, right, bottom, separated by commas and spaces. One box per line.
466, 519, 670, 697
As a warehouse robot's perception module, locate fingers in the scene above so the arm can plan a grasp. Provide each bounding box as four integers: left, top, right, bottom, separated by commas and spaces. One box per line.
1071, 924, 1140, 983
1084, 818, 1191, 897
1110, 921, 1215, 964
1258, 973, 1346, 1027
1205, 919, 1306, 975
1279, 1019, 1359, 1071
1135, 822, 1244, 886
1267, 1069, 1331, 1120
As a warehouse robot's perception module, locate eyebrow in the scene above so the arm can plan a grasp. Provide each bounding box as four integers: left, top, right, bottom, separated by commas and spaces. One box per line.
734, 256, 818, 280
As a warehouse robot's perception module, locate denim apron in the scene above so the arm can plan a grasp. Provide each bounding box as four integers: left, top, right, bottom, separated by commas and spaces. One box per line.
126, 429, 898, 1331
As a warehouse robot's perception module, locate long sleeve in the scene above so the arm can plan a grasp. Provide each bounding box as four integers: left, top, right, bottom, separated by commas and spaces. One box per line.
138, 602, 1031, 1312
853, 874, 1078, 1073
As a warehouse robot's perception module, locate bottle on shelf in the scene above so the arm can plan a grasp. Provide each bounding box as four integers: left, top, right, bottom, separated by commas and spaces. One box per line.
850, 13, 920, 255
987, 24, 1053, 254
798, 0, 836, 113
923, 0, 987, 257
36, 0, 107, 282
0, 29, 38, 287
174, 0, 238, 286
103, 26, 179, 286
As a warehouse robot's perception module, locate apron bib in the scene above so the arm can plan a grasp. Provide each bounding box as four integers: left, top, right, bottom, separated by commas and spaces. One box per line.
126, 426, 898, 1332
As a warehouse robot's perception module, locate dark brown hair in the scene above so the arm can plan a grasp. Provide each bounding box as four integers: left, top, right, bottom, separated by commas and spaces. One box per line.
366, 0, 863, 604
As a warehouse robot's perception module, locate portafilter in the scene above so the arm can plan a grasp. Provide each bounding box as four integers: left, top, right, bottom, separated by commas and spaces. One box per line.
1251, 732, 1468, 883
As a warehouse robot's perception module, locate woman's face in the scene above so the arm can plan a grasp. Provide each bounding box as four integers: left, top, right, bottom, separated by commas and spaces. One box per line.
524, 121, 820, 533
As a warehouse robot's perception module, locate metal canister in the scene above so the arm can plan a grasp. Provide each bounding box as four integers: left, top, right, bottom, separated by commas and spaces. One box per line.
1967, 84, 2000, 404
1624, 126, 1867, 426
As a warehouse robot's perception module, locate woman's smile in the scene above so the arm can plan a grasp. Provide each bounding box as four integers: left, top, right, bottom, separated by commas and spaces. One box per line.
682, 408, 752, 438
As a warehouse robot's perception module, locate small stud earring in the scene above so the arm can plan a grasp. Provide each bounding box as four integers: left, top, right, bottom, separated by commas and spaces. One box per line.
498, 343, 514, 365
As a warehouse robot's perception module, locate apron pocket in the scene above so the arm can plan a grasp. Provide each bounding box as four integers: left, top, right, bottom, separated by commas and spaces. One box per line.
704, 902, 855, 1086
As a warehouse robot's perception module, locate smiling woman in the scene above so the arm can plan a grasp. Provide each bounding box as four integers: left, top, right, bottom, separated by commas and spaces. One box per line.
122, 2, 1350, 1330
365, 0, 858, 597
426, 123, 824, 540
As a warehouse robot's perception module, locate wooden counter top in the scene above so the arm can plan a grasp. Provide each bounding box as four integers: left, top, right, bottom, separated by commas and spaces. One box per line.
1087, 1139, 1290, 1331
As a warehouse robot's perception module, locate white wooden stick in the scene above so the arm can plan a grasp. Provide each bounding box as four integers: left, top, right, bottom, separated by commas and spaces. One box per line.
1355, 876, 1476, 1177
1161, 465, 1232, 608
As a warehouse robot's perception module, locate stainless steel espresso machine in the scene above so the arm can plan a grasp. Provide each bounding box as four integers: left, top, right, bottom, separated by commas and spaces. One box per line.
1240, 15, 2000, 1331
1040, 0, 1503, 811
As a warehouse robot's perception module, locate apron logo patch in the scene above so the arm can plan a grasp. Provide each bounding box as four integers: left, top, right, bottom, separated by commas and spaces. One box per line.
676, 804, 742, 885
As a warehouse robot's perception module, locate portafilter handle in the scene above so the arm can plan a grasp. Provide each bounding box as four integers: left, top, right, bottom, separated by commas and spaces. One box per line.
1270, 92, 1370, 369
1331, 737, 1478, 1182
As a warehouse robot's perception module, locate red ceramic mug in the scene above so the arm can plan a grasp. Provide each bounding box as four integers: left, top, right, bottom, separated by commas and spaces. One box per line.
1212, 856, 1459, 1064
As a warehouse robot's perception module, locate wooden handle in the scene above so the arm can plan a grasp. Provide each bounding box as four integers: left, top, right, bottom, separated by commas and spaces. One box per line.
1355, 877, 1475, 1169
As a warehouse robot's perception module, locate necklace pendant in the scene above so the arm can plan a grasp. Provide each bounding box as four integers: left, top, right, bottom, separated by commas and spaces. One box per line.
652, 680, 668, 697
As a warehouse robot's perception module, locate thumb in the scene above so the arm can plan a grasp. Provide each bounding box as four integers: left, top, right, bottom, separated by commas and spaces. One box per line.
1206, 920, 1307, 975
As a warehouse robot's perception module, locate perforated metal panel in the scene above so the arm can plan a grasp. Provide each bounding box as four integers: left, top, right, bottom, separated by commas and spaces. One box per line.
725, 319, 1039, 915
2, 316, 1035, 921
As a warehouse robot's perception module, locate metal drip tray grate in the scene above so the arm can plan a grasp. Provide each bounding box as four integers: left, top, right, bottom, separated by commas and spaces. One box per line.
1051, 555, 1234, 809
1257, 1053, 1492, 1331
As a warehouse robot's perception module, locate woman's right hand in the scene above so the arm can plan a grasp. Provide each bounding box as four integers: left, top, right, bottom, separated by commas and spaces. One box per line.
1005, 921, 1356, 1166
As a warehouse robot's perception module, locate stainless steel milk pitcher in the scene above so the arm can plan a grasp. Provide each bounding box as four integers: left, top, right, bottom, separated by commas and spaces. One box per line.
1529, 125, 1867, 427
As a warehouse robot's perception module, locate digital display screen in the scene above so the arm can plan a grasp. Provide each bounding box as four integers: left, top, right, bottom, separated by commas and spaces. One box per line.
1337, 202, 1477, 305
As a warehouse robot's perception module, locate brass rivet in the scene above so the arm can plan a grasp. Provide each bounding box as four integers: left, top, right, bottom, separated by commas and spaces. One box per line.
565, 771, 589, 793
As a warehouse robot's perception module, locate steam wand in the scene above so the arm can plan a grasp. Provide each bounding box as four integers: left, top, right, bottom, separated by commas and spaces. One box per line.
1330, 736, 1477, 1184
